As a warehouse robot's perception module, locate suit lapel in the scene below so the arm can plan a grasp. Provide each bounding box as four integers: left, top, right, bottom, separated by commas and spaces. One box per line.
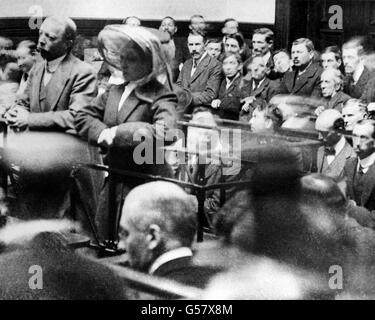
46, 54, 73, 110
190, 54, 210, 83
117, 90, 140, 123
292, 63, 318, 94
32, 63, 45, 112
326, 142, 353, 176
105, 84, 125, 126
356, 67, 370, 90
253, 78, 269, 97
361, 162, 375, 205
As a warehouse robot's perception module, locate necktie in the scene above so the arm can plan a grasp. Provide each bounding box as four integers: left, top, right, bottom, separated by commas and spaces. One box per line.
193, 59, 198, 69
324, 146, 336, 156
24, 73, 29, 81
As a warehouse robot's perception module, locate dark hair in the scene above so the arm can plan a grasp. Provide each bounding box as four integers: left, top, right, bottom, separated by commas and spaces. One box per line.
322, 46, 342, 62
253, 27, 274, 44
225, 32, 245, 49
292, 38, 315, 52
161, 16, 176, 26
223, 18, 238, 27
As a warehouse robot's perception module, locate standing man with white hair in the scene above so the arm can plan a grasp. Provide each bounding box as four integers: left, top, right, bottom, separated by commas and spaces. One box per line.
119, 181, 219, 288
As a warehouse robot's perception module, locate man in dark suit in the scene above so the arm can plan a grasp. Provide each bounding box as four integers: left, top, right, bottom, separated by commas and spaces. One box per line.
344, 120, 375, 214
176, 32, 222, 113
251, 28, 275, 78
159, 16, 190, 82
342, 37, 375, 100
3, 16, 98, 233
280, 38, 322, 98
119, 181, 220, 288
315, 109, 356, 180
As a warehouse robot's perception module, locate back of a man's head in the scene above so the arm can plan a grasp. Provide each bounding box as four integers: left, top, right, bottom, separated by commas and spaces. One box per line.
120, 181, 197, 270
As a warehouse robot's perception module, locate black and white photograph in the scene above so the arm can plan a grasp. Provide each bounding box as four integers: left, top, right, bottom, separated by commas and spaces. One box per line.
0, 0, 374, 304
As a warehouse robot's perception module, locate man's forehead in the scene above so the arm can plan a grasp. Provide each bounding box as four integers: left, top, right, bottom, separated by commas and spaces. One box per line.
322, 52, 335, 60
162, 18, 174, 25
252, 33, 266, 41
40, 18, 65, 36
342, 47, 359, 56
353, 123, 373, 135
225, 20, 238, 27
343, 104, 361, 113
188, 34, 203, 43
292, 43, 308, 51
274, 52, 288, 60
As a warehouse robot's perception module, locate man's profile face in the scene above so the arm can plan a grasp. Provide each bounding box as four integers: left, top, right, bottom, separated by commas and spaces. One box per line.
249, 108, 270, 132
160, 18, 177, 37
353, 123, 375, 159
119, 216, 153, 271
291, 43, 312, 67
37, 18, 68, 61
252, 33, 271, 57
273, 51, 291, 73
320, 72, 338, 98
342, 47, 361, 75
187, 34, 205, 60
342, 104, 365, 131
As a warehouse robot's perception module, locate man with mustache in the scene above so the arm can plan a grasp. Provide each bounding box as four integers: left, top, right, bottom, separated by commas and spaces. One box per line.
176, 31, 222, 113
279, 38, 323, 98
3, 16, 98, 233
344, 120, 375, 212
159, 16, 189, 82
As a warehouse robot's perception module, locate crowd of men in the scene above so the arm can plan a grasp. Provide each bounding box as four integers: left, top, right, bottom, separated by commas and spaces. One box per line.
0, 13, 375, 299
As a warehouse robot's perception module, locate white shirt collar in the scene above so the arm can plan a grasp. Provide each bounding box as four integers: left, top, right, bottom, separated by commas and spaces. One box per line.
359, 152, 375, 173
334, 136, 346, 155
45, 54, 66, 73
253, 77, 265, 90
353, 63, 364, 84
118, 81, 137, 111
148, 247, 193, 275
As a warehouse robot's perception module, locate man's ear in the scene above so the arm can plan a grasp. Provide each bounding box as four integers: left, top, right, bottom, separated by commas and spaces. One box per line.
267, 40, 273, 50
146, 224, 161, 250
174, 26, 178, 34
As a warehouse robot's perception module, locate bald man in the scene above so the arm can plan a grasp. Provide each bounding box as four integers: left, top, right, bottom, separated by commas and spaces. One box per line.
6, 16, 97, 133
315, 109, 356, 180
3, 16, 98, 233
119, 181, 220, 288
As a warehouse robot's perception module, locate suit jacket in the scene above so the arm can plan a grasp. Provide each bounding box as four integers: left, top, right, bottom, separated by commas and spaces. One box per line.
280, 63, 323, 97
24, 53, 97, 135
317, 140, 356, 180
152, 255, 221, 289
176, 54, 222, 110
344, 67, 375, 99
325, 91, 351, 112
75, 79, 177, 240
240, 77, 280, 103
360, 76, 375, 104
344, 157, 375, 211
0, 232, 127, 299
214, 75, 242, 120
171, 37, 190, 82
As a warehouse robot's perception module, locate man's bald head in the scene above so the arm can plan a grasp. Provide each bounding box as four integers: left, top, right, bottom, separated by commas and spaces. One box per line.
315, 109, 343, 132
121, 181, 197, 247
38, 16, 76, 60
315, 109, 344, 147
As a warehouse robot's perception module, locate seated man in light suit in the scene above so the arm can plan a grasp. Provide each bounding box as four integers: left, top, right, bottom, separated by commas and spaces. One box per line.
3, 16, 98, 233
315, 109, 356, 180
176, 31, 222, 113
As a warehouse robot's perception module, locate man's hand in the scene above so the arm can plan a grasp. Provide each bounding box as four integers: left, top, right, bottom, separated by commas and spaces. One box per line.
211, 99, 221, 109
97, 127, 117, 148
241, 96, 256, 113
314, 105, 325, 116
5, 106, 30, 130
